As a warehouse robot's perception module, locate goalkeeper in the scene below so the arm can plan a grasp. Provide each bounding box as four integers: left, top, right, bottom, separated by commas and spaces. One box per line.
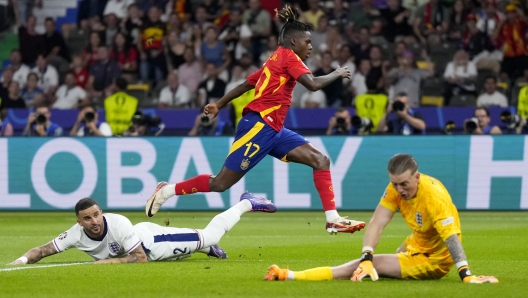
265, 154, 498, 284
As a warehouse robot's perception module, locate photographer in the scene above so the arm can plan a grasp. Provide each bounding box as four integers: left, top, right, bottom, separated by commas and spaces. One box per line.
188, 113, 233, 136
22, 105, 63, 136
377, 92, 426, 135
326, 107, 354, 135
464, 107, 502, 134
70, 105, 112, 137
123, 111, 164, 137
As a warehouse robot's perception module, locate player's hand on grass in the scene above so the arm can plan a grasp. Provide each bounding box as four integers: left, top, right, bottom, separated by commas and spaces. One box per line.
351, 251, 379, 282
203, 103, 219, 121
336, 65, 351, 80
463, 275, 499, 284
7, 260, 26, 265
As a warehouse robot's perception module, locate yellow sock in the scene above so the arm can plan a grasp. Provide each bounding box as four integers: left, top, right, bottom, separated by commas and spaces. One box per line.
293, 267, 333, 281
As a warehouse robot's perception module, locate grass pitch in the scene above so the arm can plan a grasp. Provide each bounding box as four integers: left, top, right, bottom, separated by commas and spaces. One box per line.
1, 211, 527, 298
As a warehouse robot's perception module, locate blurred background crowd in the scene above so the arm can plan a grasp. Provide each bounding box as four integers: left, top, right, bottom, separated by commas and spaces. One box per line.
1, 0, 528, 137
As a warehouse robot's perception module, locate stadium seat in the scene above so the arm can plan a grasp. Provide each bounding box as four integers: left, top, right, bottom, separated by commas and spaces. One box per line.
127, 84, 153, 108
421, 77, 444, 106
450, 95, 477, 107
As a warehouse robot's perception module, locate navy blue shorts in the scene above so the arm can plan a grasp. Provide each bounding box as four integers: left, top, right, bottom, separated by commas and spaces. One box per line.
224, 112, 309, 173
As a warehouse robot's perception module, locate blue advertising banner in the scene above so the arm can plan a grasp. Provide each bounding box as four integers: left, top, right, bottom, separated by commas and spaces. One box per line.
1, 136, 527, 211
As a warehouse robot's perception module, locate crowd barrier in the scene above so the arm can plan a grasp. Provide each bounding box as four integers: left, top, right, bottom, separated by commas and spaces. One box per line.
1, 135, 527, 211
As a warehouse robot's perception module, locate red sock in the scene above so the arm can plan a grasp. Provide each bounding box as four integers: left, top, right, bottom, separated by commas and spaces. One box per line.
175, 174, 211, 195
313, 170, 336, 211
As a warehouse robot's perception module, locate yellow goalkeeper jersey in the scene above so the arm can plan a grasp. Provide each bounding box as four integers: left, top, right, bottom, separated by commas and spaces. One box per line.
380, 173, 461, 255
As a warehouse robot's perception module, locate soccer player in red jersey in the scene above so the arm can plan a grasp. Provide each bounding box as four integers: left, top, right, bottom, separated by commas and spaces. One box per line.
146, 6, 366, 234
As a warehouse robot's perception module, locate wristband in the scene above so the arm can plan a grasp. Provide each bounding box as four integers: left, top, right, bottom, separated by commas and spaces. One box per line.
359, 251, 373, 262
17, 256, 28, 264
457, 265, 472, 280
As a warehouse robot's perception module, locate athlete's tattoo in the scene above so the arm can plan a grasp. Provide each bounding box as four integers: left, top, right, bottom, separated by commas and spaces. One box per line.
445, 234, 467, 263
31, 242, 58, 263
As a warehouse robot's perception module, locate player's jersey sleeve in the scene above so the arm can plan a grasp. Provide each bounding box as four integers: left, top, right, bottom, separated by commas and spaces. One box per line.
247, 67, 264, 86
286, 51, 311, 80
114, 215, 142, 254
429, 196, 461, 241
52, 224, 80, 252
379, 183, 400, 212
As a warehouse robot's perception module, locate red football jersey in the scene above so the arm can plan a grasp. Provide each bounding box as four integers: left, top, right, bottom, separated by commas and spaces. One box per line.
244, 46, 311, 131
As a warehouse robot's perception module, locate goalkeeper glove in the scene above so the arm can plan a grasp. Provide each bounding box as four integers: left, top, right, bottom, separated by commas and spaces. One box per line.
458, 266, 499, 284
351, 251, 379, 282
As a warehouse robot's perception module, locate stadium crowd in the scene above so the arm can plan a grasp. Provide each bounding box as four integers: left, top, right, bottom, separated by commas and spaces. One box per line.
1, 0, 528, 136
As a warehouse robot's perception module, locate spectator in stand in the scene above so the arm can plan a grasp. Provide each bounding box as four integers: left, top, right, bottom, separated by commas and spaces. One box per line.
177, 47, 202, 101
52, 73, 88, 110
476, 0, 504, 37
202, 0, 222, 22
32, 54, 59, 96
328, 0, 350, 28
1, 82, 26, 109
201, 26, 231, 80
243, 0, 271, 63
219, 8, 252, 61
18, 15, 44, 66
300, 90, 327, 108
196, 63, 226, 108
104, 0, 135, 20
314, 51, 344, 107
138, 6, 167, 83
349, 0, 380, 29
443, 49, 477, 105
165, 30, 186, 72
186, 24, 203, 58
82, 31, 103, 69
462, 13, 494, 62
494, 3, 528, 81
138, 0, 165, 14
110, 32, 138, 81
23, 105, 63, 136
325, 26, 344, 58
78, 0, 108, 24
0, 108, 14, 136
259, 35, 278, 65
102, 13, 121, 47
380, 0, 412, 43
413, 0, 450, 44
352, 59, 371, 99
367, 46, 387, 91
43, 17, 71, 67
476, 75, 508, 108
158, 71, 191, 108
88, 45, 121, 98
303, 0, 325, 29
123, 3, 143, 44
166, 11, 181, 32
447, 0, 469, 42
70, 104, 113, 136
464, 107, 502, 134
388, 50, 433, 107
14, 0, 37, 27
332, 44, 356, 81
63, 19, 91, 57
71, 54, 89, 88
104, 77, 138, 135
310, 15, 329, 56
193, 5, 214, 32
352, 26, 373, 65
21, 72, 43, 108
326, 107, 353, 135
9, 49, 31, 87
239, 53, 259, 78
389, 41, 407, 67
377, 92, 426, 135
0, 67, 13, 102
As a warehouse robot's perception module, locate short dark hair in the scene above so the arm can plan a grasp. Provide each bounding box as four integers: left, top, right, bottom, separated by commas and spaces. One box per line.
475, 107, 490, 117
75, 198, 99, 215
115, 77, 128, 90
388, 154, 418, 175
10, 49, 21, 54
336, 107, 348, 113
45, 17, 55, 24
396, 92, 408, 98
275, 5, 314, 45
484, 75, 497, 84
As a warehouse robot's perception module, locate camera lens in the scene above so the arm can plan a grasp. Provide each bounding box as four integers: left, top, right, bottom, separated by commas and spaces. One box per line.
351, 116, 362, 129
84, 112, 95, 122
465, 118, 478, 133
336, 117, 345, 125
36, 114, 46, 124
392, 100, 405, 112
201, 115, 210, 124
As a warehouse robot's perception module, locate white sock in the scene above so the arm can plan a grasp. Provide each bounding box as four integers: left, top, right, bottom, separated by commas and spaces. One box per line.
162, 184, 176, 199
197, 247, 210, 254
233, 199, 252, 215
325, 210, 340, 222
287, 270, 295, 280
200, 208, 241, 247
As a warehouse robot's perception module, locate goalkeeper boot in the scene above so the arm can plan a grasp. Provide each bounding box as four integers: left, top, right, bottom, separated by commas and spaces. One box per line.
145, 182, 169, 218
326, 216, 366, 234
264, 265, 288, 281
464, 276, 499, 283
240, 192, 277, 213
207, 245, 227, 259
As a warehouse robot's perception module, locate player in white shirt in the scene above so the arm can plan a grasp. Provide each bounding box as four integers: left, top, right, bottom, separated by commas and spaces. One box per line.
9, 193, 277, 265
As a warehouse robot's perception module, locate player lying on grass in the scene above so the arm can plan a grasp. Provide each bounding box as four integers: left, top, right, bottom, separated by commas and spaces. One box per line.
265, 154, 498, 284
8, 193, 276, 265
145, 5, 365, 235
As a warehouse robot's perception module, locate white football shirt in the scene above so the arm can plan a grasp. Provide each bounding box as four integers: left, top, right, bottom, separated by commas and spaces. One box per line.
52, 213, 142, 261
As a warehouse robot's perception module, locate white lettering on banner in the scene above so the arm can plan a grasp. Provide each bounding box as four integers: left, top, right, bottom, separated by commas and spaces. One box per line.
0, 139, 30, 208
107, 139, 157, 207
31, 139, 97, 208
467, 136, 528, 209
166, 138, 224, 208
306, 137, 363, 208
228, 138, 267, 206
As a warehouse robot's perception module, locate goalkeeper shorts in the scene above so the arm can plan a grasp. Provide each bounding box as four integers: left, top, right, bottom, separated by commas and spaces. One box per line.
398, 250, 454, 280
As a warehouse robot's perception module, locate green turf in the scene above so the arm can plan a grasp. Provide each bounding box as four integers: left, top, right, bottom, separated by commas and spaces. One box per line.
0, 211, 527, 297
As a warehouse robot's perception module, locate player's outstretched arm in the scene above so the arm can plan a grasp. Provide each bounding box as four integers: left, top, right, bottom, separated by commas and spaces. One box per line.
94, 245, 148, 264
445, 234, 498, 283
297, 66, 351, 92
203, 80, 255, 120
8, 242, 59, 265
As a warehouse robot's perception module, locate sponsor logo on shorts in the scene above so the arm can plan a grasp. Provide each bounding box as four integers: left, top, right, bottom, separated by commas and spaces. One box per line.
58, 232, 68, 240
109, 242, 121, 254
240, 158, 250, 170
415, 212, 423, 227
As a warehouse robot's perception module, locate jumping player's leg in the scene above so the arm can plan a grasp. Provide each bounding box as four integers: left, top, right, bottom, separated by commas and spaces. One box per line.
265, 254, 402, 281
282, 142, 365, 233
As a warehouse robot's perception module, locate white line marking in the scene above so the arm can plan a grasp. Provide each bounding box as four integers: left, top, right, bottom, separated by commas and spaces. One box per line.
0, 262, 90, 272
